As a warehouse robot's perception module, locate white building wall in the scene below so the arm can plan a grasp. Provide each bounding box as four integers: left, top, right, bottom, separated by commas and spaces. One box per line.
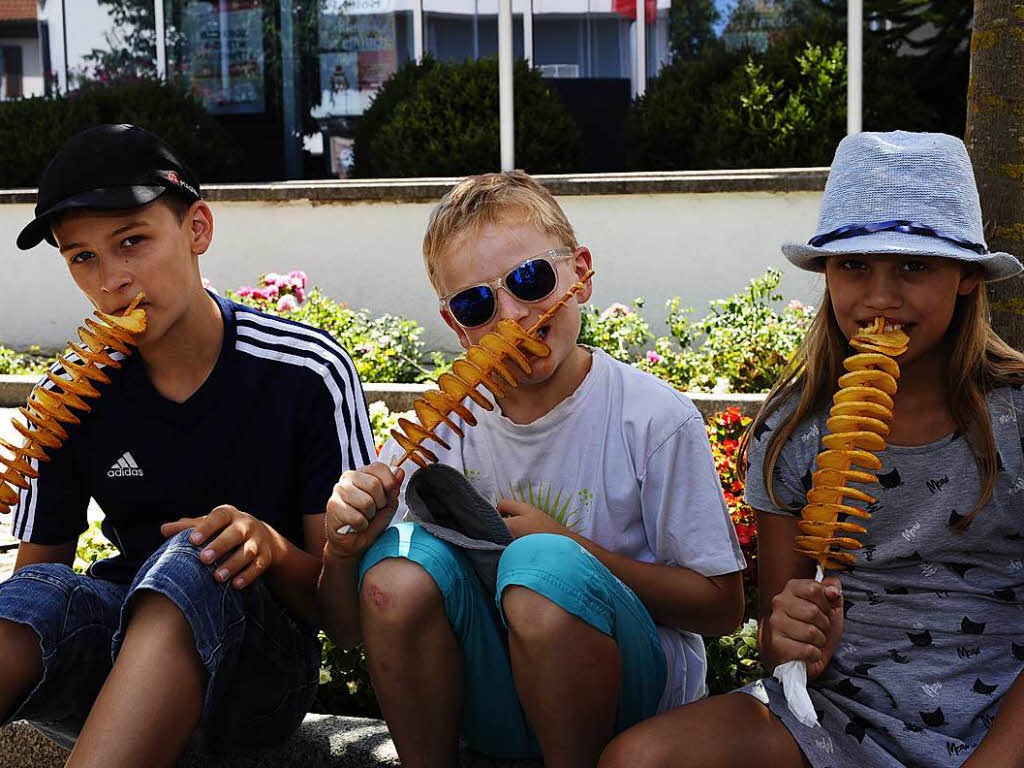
0, 189, 824, 355
5, 37, 44, 97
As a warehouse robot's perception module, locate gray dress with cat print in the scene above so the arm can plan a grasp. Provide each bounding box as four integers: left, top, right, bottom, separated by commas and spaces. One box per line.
739, 386, 1024, 768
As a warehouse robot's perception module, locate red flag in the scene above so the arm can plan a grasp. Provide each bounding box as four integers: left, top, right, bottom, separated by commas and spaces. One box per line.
612, 0, 656, 23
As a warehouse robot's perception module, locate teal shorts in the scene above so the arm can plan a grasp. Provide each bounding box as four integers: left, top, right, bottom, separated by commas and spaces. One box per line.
359, 523, 667, 759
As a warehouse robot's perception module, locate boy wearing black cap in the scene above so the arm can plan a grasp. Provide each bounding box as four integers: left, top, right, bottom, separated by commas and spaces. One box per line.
0, 125, 376, 764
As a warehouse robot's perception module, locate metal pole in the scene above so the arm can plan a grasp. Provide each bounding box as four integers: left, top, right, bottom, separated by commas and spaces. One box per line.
473, 0, 480, 60
635, 0, 645, 97
280, 0, 301, 178
499, 0, 514, 170
61, 0, 68, 92
847, 0, 862, 134
219, 2, 230, 99
413, 0, 424, 62
154, 0, 167, 80
523, 0, 533, 67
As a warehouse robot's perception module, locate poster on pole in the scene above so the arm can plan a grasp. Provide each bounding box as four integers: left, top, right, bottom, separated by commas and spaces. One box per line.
182, 0, 266, 115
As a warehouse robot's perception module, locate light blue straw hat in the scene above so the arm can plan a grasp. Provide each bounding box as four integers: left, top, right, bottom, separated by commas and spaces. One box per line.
783, 131, 1022, 282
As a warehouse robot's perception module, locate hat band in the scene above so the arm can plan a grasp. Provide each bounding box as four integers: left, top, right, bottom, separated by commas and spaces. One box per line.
808, 220, 988, 255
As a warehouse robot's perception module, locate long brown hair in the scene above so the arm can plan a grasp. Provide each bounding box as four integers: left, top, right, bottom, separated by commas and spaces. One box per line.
738, 279, 1024, 529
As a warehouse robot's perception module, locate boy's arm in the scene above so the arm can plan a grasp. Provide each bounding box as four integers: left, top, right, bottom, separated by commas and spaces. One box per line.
14, 541, 76, 571
160, 506, 325, 625
316, 462, 404, 648
963, 669, 1024, 767
502, 412, 747, 636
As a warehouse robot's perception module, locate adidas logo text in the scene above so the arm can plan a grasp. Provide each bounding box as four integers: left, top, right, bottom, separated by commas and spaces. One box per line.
108, 452, 144, 478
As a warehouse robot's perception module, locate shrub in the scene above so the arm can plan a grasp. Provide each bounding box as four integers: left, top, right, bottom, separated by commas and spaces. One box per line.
226, 272, 431, 384
684, 268, 813, 393
703, 405, 764, 694
577, 299, 655, 363
706, 407, 757, 606
0, 79, 239, 188
705, 618, 765, 694
589, 269, 812, 393
74, 520, 119, 573
0, 344, 53, 376
352, 57, 584, 177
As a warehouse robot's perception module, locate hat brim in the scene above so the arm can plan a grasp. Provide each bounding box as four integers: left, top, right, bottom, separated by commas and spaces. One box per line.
16, 185, 169, 251
782, 230, 1023, 282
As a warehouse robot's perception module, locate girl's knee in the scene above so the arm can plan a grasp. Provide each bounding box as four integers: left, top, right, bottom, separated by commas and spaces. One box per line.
599, 730, 671, 768
360, 557, 444, 628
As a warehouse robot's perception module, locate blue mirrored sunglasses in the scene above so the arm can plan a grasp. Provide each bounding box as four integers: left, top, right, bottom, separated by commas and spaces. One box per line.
441, 247, 575, 328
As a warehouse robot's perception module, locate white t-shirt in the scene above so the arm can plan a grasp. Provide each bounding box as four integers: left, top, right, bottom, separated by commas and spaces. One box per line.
380, 347, 746, 710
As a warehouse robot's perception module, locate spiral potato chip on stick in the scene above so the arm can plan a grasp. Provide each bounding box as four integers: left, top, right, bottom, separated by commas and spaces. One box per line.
390, 269, 595, 469
0, 294, 147, 515
794, 317, 908, 571
334, 271, 595, 536
773, 316, 909, 727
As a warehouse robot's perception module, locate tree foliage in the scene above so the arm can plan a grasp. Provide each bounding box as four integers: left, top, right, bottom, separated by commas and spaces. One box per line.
668, 0, 722, 61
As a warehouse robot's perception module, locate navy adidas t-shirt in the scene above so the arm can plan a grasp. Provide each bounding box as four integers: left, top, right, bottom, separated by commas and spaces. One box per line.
10, 293, 376, 584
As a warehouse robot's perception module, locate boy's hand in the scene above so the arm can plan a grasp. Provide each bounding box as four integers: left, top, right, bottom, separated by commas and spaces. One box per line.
324, 463, 404, 560
497, 498, 570, 539
764, 575, 844, 680
161, 505, 284, 590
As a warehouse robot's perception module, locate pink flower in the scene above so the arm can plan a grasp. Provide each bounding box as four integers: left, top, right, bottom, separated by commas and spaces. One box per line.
295, 286, 306, 304
599, 302, 631, 320
263, 272, 284, 287
236, 285, 254, 298
288, 270, 308, 288
645, 350, 663, 364
277, 294, 299, 313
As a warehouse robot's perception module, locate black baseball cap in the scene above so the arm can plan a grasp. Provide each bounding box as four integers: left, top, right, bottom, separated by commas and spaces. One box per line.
17, 123, 202, 251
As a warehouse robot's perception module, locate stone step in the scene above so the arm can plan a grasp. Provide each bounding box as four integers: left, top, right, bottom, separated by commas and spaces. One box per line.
0, 717, 544, 768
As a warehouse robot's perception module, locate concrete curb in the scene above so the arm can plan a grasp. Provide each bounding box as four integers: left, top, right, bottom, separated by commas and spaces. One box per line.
0, 168, 830, 206
0, 375, 766, 420
0, 717, 544, 768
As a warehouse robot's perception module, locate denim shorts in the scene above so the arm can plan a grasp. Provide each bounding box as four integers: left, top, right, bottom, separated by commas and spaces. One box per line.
0, 529, 320, 753
359, 524, 667, 760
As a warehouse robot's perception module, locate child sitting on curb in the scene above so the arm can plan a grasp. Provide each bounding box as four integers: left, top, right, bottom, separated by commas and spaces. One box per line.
317, 170, 746, 767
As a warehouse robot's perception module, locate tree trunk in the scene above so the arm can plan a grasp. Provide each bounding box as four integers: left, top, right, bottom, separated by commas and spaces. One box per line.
965, 0, 1024, 350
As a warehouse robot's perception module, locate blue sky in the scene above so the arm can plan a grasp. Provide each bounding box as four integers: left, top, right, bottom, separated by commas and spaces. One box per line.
713, 0, 736, 34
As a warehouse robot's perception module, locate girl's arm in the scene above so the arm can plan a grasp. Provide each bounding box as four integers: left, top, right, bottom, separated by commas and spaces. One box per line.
756, 510, 843, 679
963, 669, 1024, 767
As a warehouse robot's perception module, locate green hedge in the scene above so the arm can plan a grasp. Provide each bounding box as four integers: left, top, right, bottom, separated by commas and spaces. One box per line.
0, 79, 239, 188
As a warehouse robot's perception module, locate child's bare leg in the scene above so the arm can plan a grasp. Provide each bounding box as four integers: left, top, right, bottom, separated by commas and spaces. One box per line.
67, 591, 204, 768
599, 692, 810, 768
0, 618, 43, 720
503, 585, 619, 768
360, 558, 463, 768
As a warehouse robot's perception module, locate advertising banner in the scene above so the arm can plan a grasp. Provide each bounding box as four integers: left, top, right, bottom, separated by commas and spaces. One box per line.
182, 0, 266, 115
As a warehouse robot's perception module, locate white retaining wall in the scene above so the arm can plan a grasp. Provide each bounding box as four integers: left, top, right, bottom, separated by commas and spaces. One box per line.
0, 173, 828, 353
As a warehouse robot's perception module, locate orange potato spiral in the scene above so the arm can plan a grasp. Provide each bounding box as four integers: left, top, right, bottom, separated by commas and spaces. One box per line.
390, 269, 595, 469
795, 317, 909, 571
0, 295, 148, 515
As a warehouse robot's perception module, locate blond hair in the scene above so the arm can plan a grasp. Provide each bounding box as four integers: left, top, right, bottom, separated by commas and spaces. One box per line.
738, 280, 1024, 529
422, 170, 578, 294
